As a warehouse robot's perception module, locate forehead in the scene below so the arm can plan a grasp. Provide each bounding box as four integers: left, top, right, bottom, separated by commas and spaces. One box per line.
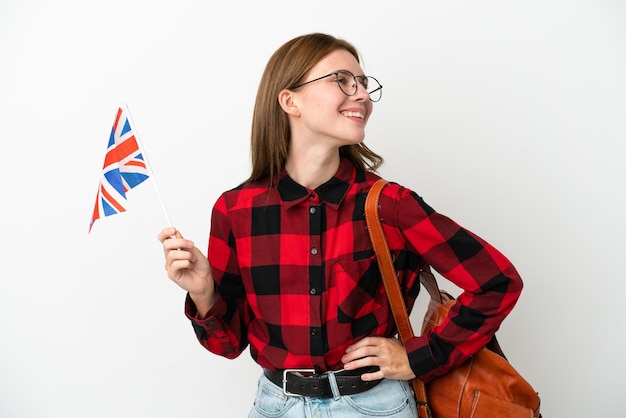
310, 49, 364, 75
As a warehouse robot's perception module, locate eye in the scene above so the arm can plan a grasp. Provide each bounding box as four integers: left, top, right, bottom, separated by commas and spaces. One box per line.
336, 71, 356, 87
336, 75, 351, 87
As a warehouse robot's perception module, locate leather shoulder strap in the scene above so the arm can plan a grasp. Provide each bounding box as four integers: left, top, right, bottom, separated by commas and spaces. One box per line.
365, 179, 432, 418
365, 179, 415, 343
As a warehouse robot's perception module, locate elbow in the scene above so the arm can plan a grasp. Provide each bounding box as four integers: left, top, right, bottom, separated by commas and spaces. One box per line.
510, 267, 524, 300
501, 267, 523, 314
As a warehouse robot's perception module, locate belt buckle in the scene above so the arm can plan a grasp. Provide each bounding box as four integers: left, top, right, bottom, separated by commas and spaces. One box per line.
282, 368, 316, 397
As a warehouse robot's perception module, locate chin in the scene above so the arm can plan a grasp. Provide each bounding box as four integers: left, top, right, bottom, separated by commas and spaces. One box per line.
348, 135, 366, 145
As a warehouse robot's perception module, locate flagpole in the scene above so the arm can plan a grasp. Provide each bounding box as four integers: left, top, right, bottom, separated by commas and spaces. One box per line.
122, 103, 173, 227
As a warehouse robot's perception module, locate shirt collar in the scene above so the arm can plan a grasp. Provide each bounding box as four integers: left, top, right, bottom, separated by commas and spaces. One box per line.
277, 158, 355, 209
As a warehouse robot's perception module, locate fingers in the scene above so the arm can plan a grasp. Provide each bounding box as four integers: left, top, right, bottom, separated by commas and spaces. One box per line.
158, 227, 187, 243
157, 227, 178, 243
166, 247, 196, 267
158, 227, 195, 274
341, 337, 380, 369
343, 336, 380, 358
361, 369, 386, 382
158, 227, 194, 252
342, 337, 415, 381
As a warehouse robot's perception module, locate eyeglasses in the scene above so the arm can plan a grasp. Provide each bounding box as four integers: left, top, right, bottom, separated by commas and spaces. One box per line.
290, 69, 383, 102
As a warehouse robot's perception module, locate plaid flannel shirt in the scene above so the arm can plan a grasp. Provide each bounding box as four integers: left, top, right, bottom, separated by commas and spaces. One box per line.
185, 158, 522, 382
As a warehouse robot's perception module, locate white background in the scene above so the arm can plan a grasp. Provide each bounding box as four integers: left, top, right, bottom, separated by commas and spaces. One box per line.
1, 1, 625, 417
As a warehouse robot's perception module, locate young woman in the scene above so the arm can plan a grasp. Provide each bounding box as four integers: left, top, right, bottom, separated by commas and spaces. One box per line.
158, 33, 523, 418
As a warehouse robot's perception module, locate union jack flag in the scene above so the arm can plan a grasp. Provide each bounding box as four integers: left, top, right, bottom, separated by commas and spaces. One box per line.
89, 106, 150, 232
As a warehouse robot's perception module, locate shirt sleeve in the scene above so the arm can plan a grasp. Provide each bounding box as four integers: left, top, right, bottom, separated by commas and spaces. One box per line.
382, 184, 523, 383
184, 194, 249, 359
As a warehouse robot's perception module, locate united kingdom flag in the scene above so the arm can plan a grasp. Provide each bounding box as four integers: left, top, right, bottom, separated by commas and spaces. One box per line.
89, 106, 151, 232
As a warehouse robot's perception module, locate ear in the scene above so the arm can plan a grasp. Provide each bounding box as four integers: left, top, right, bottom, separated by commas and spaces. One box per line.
278, 89, 301, 117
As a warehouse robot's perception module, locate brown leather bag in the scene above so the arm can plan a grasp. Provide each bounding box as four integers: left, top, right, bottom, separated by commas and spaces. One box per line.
365, 179, 541, 418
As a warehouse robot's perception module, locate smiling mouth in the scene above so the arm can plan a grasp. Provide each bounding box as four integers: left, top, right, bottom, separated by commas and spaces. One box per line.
341, 111, 365, 119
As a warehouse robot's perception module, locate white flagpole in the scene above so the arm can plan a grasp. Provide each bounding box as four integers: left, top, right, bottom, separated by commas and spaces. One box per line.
122, 103, 173, 227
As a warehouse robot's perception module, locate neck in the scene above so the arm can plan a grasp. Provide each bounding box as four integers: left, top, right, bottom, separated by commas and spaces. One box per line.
285, 148, 341, 190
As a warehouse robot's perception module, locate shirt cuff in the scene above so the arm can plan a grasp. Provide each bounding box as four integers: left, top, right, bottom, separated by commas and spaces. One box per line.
184, 293, 227, 328
406, 336, 443, 383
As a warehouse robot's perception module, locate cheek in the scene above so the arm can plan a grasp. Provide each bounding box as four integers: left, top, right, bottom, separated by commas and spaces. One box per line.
365, 103, 374, 121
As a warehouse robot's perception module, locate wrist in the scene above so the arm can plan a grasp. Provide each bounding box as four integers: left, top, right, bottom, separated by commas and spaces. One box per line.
189, 289, 217, 319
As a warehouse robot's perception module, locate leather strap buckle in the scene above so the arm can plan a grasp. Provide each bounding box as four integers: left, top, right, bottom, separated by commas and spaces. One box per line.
282, 369, 316, 397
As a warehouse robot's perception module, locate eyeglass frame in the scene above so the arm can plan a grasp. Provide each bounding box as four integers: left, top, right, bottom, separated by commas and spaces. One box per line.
289, 69, 383, 102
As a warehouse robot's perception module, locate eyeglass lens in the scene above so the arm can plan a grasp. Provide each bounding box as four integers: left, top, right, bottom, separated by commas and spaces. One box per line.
335, 70, 382, 102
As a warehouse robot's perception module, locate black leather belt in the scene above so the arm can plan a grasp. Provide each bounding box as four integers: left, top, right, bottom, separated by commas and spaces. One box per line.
263, 366, 382, 398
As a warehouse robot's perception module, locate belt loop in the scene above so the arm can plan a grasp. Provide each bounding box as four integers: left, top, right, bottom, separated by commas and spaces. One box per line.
327, 371, 341, 400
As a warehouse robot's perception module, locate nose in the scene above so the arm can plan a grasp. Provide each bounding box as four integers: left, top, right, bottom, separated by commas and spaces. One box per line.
353, 79, 370, 101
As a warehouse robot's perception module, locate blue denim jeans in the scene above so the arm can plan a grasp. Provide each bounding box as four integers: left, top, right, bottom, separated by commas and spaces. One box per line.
247, 372, 417, 417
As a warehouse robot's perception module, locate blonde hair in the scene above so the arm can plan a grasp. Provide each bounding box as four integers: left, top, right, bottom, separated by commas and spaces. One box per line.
248, 33, 383, 185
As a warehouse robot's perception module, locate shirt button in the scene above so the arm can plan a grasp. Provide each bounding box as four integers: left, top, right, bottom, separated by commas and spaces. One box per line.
311, 329, 318, 336
310, 207, 317, 214
310, 248, 318, 255
310, 288, 317, 295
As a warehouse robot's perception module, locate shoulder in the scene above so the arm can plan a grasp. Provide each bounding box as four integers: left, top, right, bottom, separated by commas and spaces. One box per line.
367, 178, 436, 222
215, 178, 276, 211
362, 175, 413, 201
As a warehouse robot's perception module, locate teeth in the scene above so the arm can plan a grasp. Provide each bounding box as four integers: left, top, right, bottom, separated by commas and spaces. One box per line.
341, 111, 364, 119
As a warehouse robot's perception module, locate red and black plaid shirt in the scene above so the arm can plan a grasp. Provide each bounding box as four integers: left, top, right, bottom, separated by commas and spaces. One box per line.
185, 158, 522, 382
